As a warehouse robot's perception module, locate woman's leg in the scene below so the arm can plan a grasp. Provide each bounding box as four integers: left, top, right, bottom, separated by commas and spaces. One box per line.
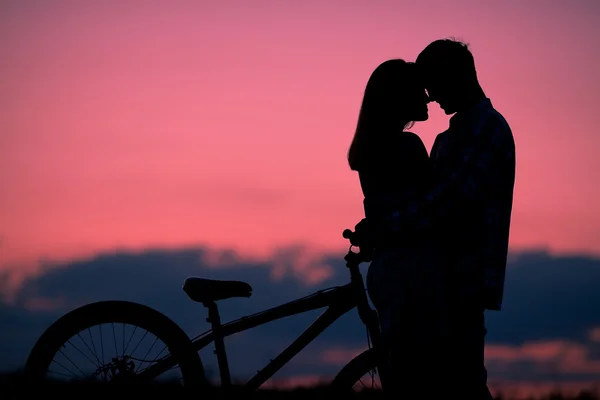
367, 247, 449, 399
367, 249, 421, 397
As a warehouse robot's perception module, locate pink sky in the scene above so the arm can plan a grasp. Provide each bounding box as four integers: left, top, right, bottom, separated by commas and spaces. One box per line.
2, 0, 600, 274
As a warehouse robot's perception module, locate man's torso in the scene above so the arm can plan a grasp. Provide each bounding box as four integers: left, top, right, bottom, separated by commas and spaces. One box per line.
430, 98, 516, 310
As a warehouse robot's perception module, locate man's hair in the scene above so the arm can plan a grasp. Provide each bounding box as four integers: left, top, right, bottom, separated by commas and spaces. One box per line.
416, 38, 477, 81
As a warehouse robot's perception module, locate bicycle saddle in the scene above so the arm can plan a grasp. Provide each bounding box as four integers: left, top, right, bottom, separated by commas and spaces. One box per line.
182, 277, 253, 303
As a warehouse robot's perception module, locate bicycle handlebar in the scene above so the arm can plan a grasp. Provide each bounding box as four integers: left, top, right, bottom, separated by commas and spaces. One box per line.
342, 228, 373, 266
342, 228, 361, 247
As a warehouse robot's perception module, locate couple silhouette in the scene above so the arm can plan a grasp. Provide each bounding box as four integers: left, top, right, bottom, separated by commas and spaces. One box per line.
347, 38, 516, 399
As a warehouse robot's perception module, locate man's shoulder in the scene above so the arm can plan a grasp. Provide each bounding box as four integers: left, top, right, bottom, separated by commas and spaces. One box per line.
478, 109, 516, 163
430, 129, 451, 158
433, 128, 452, 143
476, 105, 514, 148
480, 104, 512, 135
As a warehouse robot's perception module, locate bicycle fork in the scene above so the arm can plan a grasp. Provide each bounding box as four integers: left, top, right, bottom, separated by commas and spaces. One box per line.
347, 256, 390, 392
363, 309, 391, 392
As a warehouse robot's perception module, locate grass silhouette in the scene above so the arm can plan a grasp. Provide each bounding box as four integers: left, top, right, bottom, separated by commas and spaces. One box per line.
1, 371, 598, 400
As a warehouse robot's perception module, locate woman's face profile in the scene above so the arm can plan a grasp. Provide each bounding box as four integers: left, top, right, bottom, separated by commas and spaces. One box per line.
401, 82, 430, 123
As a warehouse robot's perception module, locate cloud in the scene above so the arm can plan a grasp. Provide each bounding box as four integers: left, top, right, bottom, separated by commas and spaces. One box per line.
1, 245, 364, 378
1, 245, 600, 395
486, 251, 600, 345
486, 339, 600, 379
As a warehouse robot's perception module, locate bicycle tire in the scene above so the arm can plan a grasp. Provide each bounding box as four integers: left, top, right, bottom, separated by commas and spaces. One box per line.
330, 348, 380, 394
24, 300, 206, 388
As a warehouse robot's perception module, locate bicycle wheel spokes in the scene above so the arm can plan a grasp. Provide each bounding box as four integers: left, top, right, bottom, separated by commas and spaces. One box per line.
351, 368, 382, 393
47, 322, 182, 385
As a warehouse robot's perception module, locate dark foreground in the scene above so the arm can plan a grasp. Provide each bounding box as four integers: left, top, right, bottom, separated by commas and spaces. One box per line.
0, 372, 597, 400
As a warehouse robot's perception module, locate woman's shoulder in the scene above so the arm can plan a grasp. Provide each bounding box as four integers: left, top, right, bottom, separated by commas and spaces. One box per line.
402, 131, 425, 141
395, 131, 427, 149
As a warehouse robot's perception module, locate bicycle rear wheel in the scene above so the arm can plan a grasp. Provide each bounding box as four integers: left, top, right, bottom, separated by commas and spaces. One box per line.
24, 300, 206, 389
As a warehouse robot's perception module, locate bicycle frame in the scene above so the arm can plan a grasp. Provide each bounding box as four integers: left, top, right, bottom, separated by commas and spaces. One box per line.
140, 249, 381, 390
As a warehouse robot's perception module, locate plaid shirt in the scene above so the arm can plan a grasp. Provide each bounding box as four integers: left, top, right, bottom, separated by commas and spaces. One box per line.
388, 98, 516, 310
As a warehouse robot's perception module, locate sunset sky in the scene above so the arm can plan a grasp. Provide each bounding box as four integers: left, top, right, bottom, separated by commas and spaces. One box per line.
2, 0, 600, 396
3, 0, 600, 269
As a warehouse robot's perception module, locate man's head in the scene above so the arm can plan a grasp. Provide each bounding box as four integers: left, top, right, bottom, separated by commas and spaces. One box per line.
416, 38, 481, 115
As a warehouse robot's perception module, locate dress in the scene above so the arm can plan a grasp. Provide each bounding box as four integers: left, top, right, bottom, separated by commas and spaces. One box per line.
358, 132, 447, 343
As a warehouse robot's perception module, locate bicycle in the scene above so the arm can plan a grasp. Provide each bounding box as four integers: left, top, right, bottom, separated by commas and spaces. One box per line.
23, 228, 387, 394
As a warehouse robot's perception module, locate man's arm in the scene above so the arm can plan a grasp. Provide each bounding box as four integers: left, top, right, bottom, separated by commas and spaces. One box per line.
389, 113, 513, 232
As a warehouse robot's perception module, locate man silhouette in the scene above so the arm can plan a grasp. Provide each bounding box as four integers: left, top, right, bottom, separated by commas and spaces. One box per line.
417, 38, 516, 399
356, 38, 516, 398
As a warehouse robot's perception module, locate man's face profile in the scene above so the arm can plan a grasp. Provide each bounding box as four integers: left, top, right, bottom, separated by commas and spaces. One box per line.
424, 78, 456, 115
418, 57, 460, 115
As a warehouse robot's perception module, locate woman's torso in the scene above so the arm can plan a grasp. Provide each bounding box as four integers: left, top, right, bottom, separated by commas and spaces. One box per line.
358, 132, 447, 334
358, 132, 432, 244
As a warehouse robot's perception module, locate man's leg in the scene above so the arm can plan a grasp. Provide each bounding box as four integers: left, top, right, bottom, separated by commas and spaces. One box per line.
447, 308, 493, 399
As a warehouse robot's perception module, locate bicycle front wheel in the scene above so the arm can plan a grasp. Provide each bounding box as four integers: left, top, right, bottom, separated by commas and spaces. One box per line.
24, 300, 206, 388
330, 348, 383, 395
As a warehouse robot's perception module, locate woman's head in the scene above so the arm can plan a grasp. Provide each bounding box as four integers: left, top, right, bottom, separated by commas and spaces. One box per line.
348, 59, 430, 171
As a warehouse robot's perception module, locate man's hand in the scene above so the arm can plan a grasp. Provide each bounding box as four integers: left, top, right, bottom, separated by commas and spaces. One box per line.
353, 216, 405, 249
353, 218, 376, 248
347, 218, 374, 262
354, 217, 370, 234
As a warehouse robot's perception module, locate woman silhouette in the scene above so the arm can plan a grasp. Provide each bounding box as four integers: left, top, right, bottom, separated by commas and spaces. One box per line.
347, 59, 447, 397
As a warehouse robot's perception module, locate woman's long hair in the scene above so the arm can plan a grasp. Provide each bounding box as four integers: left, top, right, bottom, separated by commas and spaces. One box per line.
347, 59, 417, 171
